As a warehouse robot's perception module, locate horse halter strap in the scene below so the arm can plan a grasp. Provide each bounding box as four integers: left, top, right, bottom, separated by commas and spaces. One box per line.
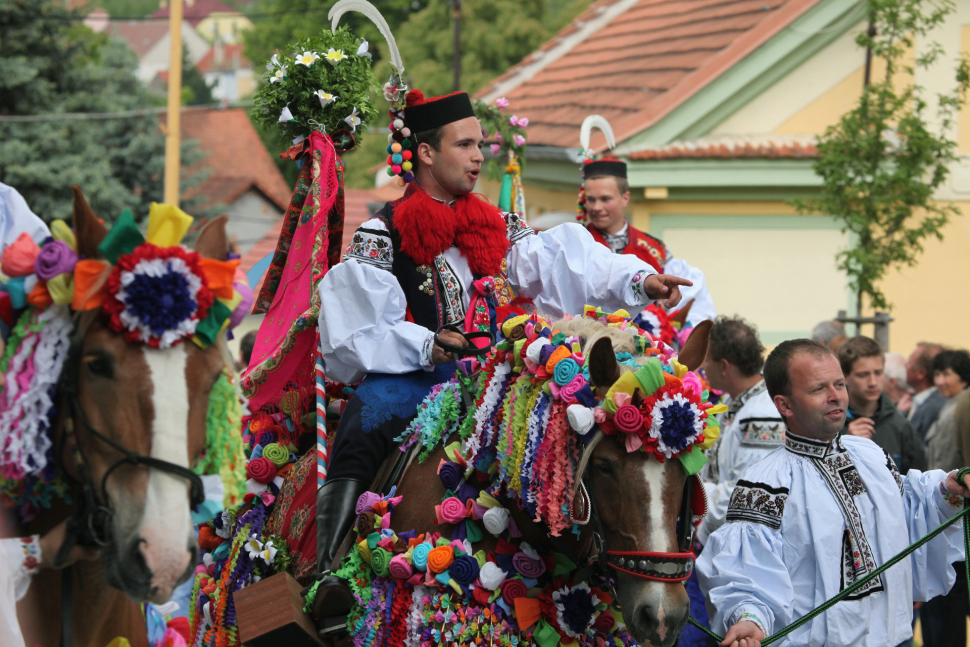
55, 339, 205, 556
583, 467, 696, 584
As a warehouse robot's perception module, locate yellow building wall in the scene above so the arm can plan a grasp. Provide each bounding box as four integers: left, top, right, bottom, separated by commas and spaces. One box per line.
195, 13, 254, 44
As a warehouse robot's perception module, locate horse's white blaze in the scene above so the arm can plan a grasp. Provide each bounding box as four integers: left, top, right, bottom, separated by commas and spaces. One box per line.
638, 459, 675, 628
138, 345, 192, 601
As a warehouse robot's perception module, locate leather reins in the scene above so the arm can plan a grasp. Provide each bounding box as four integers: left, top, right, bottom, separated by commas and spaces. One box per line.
53, 334, 205, 647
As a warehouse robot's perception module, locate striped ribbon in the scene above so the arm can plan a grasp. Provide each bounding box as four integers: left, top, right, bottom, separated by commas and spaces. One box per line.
315, 335, 328, 489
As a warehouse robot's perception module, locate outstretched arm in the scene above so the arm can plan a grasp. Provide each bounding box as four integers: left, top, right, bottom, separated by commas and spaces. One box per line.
505, 221, 691, 317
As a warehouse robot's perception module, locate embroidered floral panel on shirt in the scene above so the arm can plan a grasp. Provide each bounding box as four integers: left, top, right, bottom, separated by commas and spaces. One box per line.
344, 226, 393, 270
504, 211, 535, 243
885, 451, 904, 494
739, 418, 786, 448
434, 256, 465, 325
726, 479, 789, 530
812, 447, 884, 599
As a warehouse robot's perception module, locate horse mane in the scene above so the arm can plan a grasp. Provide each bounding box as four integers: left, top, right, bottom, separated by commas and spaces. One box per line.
400, 312, 661, 535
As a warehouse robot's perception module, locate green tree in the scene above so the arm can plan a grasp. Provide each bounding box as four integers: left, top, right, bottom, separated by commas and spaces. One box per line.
0, 0, 210, 223
182, 44, 215, 106
397, 0, 549, 96
792, 0, 970, 313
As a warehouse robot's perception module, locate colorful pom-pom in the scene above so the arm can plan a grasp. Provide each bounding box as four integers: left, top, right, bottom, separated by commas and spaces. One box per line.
403, 171, 414, 183
402, 161, 412, 172
391, 143, 402, 154
393, 118, 404, 130
392, 164, 402, 174
392, 154, 403, 164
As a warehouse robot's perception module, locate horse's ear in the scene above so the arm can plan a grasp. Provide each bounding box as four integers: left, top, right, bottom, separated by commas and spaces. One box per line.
677, 319, 713, 372
194, 215, 229, 261
72, 185, 108, 259
670, 298, 694, 328
588, 336, 621, 389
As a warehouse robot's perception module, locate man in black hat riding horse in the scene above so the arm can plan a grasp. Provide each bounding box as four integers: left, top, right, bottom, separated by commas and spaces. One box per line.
313, 89, 694, 624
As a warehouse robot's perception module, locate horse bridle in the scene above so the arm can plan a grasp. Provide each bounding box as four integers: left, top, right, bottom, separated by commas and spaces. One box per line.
578, 465, 695, 586
53, 337, 205, 565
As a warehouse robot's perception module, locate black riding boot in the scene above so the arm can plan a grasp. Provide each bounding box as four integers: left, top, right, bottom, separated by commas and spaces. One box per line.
313, 477, 369, 632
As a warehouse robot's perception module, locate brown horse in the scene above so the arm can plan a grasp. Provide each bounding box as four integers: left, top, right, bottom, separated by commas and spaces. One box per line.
14, 187, 234, 647
377, 317, 712, 647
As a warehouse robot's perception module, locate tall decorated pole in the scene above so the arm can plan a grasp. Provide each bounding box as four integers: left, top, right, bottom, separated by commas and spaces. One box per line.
164, 0, 183, 205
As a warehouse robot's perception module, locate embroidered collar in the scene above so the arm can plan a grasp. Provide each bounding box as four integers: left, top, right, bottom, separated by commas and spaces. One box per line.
784, 431, 844, 459
727, 379, 767, 416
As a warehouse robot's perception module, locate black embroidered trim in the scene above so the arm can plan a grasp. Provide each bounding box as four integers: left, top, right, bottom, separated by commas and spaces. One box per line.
884, 450, 904, 494
785, 432, 840, 459
813, 449, 884, 599
726, 479, 790, 530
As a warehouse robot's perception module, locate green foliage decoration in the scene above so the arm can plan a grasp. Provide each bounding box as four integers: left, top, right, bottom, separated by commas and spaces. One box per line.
473, 98, 528, 180
251, 28, 380, 150
792, 0, 970, 312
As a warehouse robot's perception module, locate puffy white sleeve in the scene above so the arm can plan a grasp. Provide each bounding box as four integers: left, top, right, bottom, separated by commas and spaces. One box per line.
0, 536, 38, 601
318, 260, 435, 385
505, 220, 657, 318
697, 522, 792, 637
902, 468, 967, 601
663, 256, 716, 322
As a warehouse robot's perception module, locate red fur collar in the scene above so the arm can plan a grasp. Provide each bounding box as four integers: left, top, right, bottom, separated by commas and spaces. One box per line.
393, 185, 510, 276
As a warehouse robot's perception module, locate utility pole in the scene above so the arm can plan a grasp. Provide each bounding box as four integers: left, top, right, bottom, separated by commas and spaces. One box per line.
164, 0, 183, 206
452, 0, 461, 91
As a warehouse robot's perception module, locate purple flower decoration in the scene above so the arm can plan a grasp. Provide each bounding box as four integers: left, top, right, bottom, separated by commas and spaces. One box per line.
34, 240, 77, 280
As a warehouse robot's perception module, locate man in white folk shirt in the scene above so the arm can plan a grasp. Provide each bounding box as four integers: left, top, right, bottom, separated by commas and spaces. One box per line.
696, 316, 785, 545
312, 89, 693, 623
697, 339, 969, 647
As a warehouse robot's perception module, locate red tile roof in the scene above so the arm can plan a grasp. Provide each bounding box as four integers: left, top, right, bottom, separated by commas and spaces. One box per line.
160, 107, 292, 211
152, 0, 240, 26
197, 43, 251, 72
478, 0, 823, 150
626, 135, 819, 160
110, 20, 171, 58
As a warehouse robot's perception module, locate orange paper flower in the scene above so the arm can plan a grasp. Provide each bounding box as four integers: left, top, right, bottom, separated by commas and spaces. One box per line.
427, 545, 455, 573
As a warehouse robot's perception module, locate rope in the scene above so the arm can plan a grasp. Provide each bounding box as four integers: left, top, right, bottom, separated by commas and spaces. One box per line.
688, 466, 970, 645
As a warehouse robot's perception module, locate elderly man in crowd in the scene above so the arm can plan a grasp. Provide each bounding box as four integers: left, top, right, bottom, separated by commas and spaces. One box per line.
908, 342, 946, 441
884, 352, 913, 414
698, 339, 969, 647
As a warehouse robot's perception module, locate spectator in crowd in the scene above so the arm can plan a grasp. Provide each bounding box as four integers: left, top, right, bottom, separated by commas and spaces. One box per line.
238, 330, 257, 372
920, 349, 970, 647
839, 336, 926, 474
924, 350, 970, 472
697, 339, 969, 647
908, 342, 946, 441
884, 352, 913, 414
811, 319, 848, 353
697, 316, 785, 544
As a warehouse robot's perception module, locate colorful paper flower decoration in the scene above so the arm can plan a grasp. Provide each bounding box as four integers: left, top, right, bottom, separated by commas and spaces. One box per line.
102, 244, 212, 349
356, 40, 371, 59
269, 66, 287, 84
344, 106, 361, 132
295, 50, 319, 67
325, 48, 347, 65
315, 89, 338, 107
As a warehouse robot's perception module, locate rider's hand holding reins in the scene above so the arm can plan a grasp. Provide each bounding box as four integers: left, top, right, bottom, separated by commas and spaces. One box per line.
643, 274, 693, 308
38, 520, 100, 569
433, 329, 469, 364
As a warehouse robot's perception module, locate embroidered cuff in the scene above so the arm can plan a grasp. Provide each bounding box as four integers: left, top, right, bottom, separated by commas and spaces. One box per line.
2, 535, 41, 602
19, 535, 41, 575
631, 270, 649, 304
938, 473, 964, 511
731, 607, 768, 637
421, 332, 436, 371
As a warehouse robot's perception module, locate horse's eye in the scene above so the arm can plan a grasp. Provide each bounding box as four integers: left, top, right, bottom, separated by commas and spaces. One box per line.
594, 460, 616, 477
85, 356, 114, 379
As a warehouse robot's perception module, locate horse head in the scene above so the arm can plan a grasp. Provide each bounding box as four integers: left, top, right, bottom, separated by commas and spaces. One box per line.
563, 317, 712, 647
61, 187, 232, 604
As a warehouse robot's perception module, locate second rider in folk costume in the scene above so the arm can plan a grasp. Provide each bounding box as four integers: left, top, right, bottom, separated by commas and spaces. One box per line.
579, 135, 716, 323
314, 90, 694, 620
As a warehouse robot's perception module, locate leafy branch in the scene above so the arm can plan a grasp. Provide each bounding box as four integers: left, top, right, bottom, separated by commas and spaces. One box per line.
791, 0, 970, 312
